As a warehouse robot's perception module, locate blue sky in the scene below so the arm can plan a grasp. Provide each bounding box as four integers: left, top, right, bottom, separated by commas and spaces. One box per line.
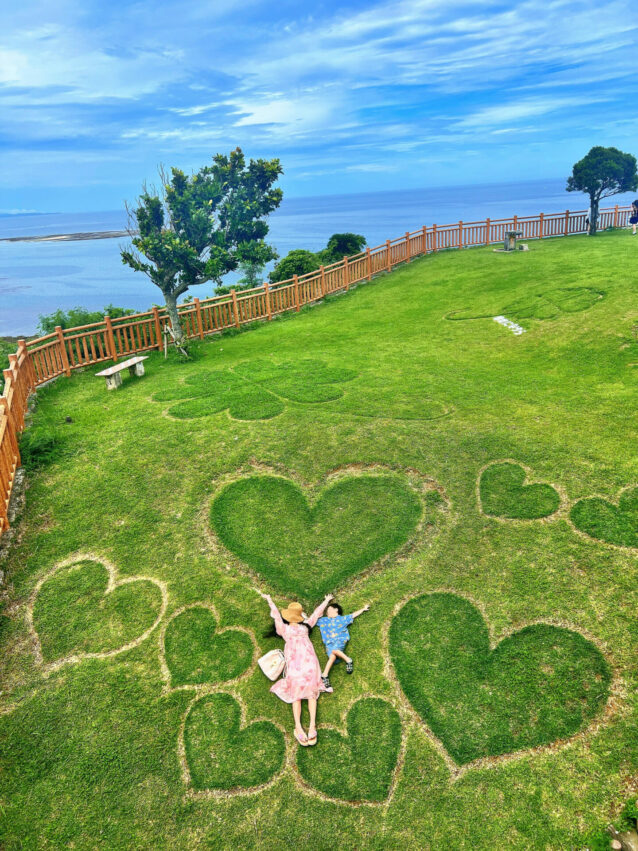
1, 0, 637, 212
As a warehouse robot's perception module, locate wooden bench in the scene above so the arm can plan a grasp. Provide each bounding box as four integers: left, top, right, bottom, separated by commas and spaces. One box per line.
96, 356, 148, 390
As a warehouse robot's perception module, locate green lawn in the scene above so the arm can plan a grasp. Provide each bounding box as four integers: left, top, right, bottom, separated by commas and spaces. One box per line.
1, 231, 636, 850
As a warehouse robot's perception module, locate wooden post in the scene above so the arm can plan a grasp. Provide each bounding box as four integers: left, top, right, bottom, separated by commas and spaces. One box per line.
104, 315, 118, 362
231, 289, 240, 328
513, 214, 518, 231
366, 247, 372, 280
55, 325, 71, 377
564, 210, 569, 237
614, 204, 619, 227
152, 306, 162, 349
386, 239, 391, 272
422, 225, 427, 255
485, 218, 491, 245
432, 223, 437, 252
194, 297, 204, 339
320, 265, 326, 297
264, 281, 272, 320
293, 274, 300, 311
538, 212, 544, 239
458, 221, 463, 249
343, 256, 349, 290
405, 231, 411, 262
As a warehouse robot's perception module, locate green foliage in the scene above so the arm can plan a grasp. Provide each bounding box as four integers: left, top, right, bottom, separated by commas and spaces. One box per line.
390, 593, 610, 765
0, 339, 16, 393
164, 607, 253, 687
32, 560, 163, 662
567, 146, 638, 234
122, 148, 282, 339
296, 698, 401, 802
320, 232, 366, 264
18, 425, 64, 471
153, 358, 357, 420
479, 462, 560, 519
184, 693, 285, 790
210, 473, 422, 599
570, 487, 638, 547
37, 304, 135, 335
447, 286, 604, 322
269, 249, 320, 283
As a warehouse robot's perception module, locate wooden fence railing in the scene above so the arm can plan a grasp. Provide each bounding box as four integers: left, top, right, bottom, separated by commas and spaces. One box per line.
0, 202, 631, 535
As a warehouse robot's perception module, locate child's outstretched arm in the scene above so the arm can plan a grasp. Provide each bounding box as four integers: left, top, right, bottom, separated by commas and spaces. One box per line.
350, 604, 370, 620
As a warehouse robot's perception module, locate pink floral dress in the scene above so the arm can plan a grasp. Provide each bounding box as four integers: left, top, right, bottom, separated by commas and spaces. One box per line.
268, 599, 330, 703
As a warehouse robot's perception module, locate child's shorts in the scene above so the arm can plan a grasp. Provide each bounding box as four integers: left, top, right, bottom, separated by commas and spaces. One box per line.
325, 642, 348, 656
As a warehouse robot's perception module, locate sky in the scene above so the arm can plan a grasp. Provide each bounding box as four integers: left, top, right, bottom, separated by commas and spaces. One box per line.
0, 0, 637, 213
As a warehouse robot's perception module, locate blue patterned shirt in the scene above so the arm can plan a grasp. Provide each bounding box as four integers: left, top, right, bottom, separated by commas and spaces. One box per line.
317, 614, 355, 651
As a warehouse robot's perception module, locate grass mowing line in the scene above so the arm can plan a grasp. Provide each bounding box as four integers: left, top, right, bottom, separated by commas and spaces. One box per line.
385, 591, 621, 779
202, 462, 451, 602
178, 688, 290, 799
26, 552, 168, 674
158, 603, 259, 694
568, 484, 638, 550
476, 459, 566, 523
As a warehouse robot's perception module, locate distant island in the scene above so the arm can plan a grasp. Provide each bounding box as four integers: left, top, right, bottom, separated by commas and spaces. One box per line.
0, 230, 133, 243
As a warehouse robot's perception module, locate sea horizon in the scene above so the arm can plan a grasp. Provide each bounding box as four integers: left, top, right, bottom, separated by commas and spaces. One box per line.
1, 176, 635, 336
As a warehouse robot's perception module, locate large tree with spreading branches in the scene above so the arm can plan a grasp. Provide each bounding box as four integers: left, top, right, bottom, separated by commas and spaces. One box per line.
567, 146, 637, 235
122, 148, 283, 342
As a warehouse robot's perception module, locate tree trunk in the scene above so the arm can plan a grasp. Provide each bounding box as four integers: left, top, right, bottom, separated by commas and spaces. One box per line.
164, 292, 185, 344
588, 197, 600, 235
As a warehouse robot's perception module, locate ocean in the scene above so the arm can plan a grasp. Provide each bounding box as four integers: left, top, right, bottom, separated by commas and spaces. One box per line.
1, 178, 634, 336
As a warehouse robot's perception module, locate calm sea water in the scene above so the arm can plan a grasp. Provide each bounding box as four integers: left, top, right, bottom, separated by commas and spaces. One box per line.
1, 178, 634, 336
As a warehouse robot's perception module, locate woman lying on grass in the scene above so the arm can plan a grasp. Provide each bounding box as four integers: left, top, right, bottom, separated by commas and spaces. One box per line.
256, 589, 334, 747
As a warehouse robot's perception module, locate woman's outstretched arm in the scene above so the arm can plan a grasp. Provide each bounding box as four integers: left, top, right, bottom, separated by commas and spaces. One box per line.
306, 594, 333, 628
255, 589, 286, 637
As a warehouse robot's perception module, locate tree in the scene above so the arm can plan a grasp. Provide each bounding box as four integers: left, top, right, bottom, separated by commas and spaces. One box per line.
269, 249, 320, 283
37, 305, 135, 335
122, 148, 283, 342
567, 146, 638, 235
320, 232, 366, 264
237, 259, 266, 289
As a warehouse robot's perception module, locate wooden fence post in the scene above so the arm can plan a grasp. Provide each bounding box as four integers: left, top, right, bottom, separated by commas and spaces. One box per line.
422, 225, 427, 255
366, 247, 372, 281
564, 210, 569, 237
231, 289, 240, 328
320, 265, 326, 297
386, 239, 391, 272
55, 326, 71, 376
104, 315, 118, 362
194, 297, 204, 339
293, 274, 300, 311
458, 221, 463, 249
264, 281, 272, 320
152, 306, 162, 349
614, 204, 619, 227
513, 214, 518, 232
405, 231, 411, 263
343, 256, 350, 290
432, 223, 437, 252
539, 212, 544, 239
485, 218, 491, 245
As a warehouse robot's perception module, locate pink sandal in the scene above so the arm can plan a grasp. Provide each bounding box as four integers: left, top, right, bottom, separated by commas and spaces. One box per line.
295, 729, 309, 747
307, 729, 317, 746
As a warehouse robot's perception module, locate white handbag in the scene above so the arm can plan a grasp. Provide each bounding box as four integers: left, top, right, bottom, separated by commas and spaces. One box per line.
258, 648, 286, 681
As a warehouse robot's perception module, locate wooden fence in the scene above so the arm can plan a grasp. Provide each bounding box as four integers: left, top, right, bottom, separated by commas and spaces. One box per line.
0, 202, 632, 535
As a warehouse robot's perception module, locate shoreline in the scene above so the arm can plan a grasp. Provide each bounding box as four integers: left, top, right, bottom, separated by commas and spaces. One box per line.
0, 230, 133, 243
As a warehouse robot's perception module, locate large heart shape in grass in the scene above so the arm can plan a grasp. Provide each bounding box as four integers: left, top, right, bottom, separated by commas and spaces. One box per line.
447, 287, 605, 322
390, 593, 610, 766
184, 692, 285, 791
210, 473, 422, 599
570, 487, 638, 548
164, 606, 254, 687
33, 559, 164, 664
479, 462, 560, 519
296, 698, 401, 802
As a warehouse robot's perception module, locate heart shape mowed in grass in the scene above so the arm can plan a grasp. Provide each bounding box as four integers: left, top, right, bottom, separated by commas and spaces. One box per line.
480, 462, 560, 519
390, 594, 610, 765
32, 559, 164, 664
210, 473, 423, 599
296, 698, 401, 802
164, 607, 254, 687
570, 487, 638, 548
184, 692, 285, 791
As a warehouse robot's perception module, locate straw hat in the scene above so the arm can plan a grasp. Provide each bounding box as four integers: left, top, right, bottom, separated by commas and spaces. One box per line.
281, 602, 306, 623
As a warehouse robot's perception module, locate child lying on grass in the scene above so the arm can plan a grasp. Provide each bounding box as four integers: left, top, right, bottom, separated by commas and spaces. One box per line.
317, 601, 370, 690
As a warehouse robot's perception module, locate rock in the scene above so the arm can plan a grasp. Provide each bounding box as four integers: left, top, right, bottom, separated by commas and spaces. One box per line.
618, 829, 638, 851
65, 416, 73, 423
518, 243, 529, 251
611, 840, 623, 850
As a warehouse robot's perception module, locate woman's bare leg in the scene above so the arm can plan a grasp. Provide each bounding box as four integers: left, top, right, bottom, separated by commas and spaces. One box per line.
292, 700, 306, 738
308, 698, 317, 739
322, 653, 337, 677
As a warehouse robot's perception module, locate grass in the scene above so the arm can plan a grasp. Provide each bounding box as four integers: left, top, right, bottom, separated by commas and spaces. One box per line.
479, 461, 560, 519
0, 230, 637, 849
570, 487, 638, 547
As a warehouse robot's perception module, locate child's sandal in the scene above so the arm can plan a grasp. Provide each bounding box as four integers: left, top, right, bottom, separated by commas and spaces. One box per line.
346, 660, 354, 674
321, 675, 332, 691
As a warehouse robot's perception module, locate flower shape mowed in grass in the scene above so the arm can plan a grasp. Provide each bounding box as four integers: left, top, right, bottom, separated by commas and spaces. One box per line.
478, 461, 561, 520
570, 486, 638, 548
153, 358, 357, 420
446, 286, 605, 323
296, 697, 402, 803
209, 466, 445, 600
389, 593, 611, 766
29, 556, 167, 672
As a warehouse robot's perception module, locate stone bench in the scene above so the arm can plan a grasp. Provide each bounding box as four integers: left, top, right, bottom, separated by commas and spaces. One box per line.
95, 356, 148, 390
